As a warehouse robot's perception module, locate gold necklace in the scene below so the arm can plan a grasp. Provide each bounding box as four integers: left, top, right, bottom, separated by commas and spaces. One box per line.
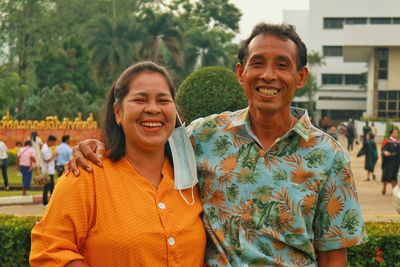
125, 155, 144, 177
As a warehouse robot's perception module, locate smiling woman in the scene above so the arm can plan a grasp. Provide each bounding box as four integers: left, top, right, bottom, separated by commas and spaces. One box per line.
29, 62, 206, 267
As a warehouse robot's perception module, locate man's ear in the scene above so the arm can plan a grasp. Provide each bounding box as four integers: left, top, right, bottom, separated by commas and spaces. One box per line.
236, 63, 245, 86
113, 103, 122, 126
296, 66, 309, 89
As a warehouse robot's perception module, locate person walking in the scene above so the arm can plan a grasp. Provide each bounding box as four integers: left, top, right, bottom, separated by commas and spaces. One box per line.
55, 135, 72, 177
381, 129, 400, 195
362, 121, 372, 145
41, 135, 58, 206
357, 132, 378, 181
17, 140, 36, 196
346, 119, 357, 151
0, 139, 9, 190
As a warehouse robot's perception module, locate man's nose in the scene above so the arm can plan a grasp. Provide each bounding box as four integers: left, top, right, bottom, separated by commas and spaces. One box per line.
260, 65, 277, 81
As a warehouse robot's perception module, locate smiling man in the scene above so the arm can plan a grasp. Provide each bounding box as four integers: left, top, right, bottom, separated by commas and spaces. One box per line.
67, 23, 367, 266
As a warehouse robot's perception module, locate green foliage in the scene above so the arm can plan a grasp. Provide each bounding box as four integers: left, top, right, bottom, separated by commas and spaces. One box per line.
348, 222, 400, 266
20, 84, 100, 120
0, 215, 400, 265
0, 71, 27, 115
176, 66, 247, 123
0, 215, 39, 267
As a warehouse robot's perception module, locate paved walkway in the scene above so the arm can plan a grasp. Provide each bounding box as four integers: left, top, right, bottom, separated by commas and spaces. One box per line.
1, 137, 399, 221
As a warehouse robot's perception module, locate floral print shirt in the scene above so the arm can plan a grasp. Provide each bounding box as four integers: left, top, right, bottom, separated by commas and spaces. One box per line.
187, 107, 368, 267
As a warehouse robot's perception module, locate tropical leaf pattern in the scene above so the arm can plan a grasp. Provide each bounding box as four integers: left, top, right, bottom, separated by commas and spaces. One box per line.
186, 107, 367, 266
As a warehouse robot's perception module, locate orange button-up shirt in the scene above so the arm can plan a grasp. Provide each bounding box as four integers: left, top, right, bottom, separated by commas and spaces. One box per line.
30, 157, 206, 266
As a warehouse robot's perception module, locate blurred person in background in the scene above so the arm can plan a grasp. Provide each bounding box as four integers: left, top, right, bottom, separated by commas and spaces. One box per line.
381, 129, 400, 195
0, 139, 9, 190
357, 132, 378, 182
328, 125, 338, 141
41, 135, 58, 206
17, 140, 36, 196
55, 135, 72, 177
29, 131, 43, 175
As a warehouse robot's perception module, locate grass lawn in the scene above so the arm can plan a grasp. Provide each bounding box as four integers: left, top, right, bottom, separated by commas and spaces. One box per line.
0, 165, 60, 197
0, 190, 42, 197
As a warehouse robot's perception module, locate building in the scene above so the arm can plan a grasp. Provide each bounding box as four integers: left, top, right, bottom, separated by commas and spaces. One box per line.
284, 0, 400, 122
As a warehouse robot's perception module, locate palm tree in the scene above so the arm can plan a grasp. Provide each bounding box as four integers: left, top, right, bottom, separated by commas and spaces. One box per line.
137, 8, 184, 67
85, 15, 138, 85
306, 51, 326, 116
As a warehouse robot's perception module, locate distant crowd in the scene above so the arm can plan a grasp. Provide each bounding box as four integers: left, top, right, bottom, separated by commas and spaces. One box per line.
0, 131, 72, 205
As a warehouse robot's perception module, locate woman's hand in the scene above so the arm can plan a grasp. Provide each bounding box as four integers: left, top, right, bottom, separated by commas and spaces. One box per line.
64, 139, 106, 176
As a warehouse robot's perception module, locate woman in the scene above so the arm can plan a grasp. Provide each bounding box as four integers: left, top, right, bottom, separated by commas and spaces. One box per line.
30, 131, 43, 175
357, 132, 378, 181
17, 140, 36, 195
381, 129, 400, 195
30, 62, 206, 266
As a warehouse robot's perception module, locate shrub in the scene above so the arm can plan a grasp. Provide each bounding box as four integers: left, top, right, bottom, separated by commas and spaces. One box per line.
1, 214, 399, 265
0, 215, 39, 266
347, 222, 400, 266
176, 66, 247, 123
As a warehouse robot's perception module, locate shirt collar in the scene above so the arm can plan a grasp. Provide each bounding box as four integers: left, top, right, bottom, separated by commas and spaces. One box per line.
226, 107, 313, 141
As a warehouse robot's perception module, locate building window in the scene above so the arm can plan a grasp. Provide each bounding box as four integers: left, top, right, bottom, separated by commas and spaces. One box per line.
377, 48, 388, 80
323, 46, 343, 57
345, 18, 367, 25
344, 74, 362, 85
324, 18, 344, 29
378, 90, 400, 119
322, 74, 343, 84
370, 17, 392, 24
394, 18, 400, 24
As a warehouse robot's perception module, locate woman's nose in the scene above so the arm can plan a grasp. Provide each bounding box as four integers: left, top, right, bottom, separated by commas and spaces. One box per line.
144, 101, 161, 114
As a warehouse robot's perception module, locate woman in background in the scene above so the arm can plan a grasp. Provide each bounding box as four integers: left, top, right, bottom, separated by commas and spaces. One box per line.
17, 140, 36, 195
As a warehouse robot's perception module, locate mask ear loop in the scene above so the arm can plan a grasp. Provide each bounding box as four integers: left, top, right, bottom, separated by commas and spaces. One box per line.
176, 112, 183, 127
178, 179, 197, 206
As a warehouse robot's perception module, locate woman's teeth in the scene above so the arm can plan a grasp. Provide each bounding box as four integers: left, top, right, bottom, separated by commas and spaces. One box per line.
141, 122, 162, 127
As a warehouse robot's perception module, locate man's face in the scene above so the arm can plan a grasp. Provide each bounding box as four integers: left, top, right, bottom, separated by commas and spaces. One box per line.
236, 34, 308, 115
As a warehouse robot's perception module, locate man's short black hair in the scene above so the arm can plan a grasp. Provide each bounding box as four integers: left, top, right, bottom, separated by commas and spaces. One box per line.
47, 135, 57, 142
238, 23, 307, 70
62, 135, 70, 143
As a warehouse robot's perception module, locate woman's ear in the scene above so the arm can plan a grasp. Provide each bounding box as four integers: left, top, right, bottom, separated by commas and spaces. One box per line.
113, 103, 122, 126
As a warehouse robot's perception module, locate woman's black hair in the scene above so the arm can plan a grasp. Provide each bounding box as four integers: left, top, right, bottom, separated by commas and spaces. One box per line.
31, 131, 38, 142
102, 61, 176, 162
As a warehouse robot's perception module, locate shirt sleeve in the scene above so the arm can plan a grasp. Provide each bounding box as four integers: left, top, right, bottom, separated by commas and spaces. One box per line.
313, 149, 368, 251
30, 168, 96, 266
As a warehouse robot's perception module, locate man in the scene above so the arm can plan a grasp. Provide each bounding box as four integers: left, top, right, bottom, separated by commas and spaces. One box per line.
0, 139, 9, 190
54, 135, 72, 177
67, 23, 367, 266
41, 135, 58, 206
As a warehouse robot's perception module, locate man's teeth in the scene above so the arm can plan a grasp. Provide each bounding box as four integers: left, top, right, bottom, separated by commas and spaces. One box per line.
259, 88, 279, 95
141, 122, 162, 127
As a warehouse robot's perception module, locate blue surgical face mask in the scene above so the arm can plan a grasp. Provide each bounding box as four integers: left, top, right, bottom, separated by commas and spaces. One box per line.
168, 115, 198, 205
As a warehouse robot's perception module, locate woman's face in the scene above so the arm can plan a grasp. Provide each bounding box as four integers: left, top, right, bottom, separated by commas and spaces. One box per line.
114, 71, 176, 152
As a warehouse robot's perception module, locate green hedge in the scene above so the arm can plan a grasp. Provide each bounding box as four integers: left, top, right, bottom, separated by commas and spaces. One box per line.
0, 215, 39, 267
1, 215, 399, 266
176, 66, 247, 123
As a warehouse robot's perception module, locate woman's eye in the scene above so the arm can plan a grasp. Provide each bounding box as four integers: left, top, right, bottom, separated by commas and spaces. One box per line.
133, 98, 146, 103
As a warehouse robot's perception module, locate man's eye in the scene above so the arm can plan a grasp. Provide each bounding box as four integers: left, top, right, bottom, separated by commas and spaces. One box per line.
277, 63, 288, 68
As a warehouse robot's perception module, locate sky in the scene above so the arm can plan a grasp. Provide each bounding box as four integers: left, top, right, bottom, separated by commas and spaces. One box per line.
232, 0, 309, 41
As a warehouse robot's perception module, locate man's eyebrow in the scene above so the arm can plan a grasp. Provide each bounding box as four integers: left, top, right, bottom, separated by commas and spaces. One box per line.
248, 54, 264, 61
276, 55, 292, 64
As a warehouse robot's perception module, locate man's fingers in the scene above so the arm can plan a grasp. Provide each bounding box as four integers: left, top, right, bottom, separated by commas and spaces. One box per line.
69, 157, 80, 176
75, 150, 93, 173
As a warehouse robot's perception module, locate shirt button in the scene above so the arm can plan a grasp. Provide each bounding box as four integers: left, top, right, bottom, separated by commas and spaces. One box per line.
168, 237, 175, 246
158, 202, 166, 209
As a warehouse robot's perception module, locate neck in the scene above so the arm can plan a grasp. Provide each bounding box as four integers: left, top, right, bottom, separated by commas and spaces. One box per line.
125, 145, 165, 186
249, 107, 296, 150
